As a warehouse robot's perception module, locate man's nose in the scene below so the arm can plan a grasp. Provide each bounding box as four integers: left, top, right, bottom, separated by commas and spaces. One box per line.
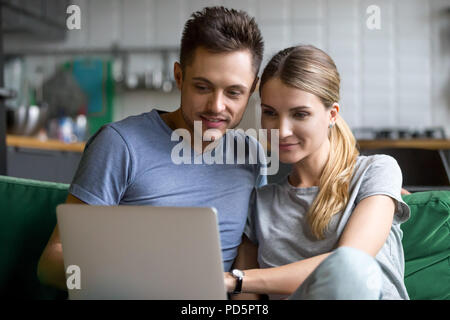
278, 117, 293, 138
207, 91, 226, 114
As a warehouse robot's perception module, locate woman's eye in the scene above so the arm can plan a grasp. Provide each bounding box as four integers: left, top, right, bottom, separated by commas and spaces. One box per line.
294, 112, 308, 119
262, 109, 276, 116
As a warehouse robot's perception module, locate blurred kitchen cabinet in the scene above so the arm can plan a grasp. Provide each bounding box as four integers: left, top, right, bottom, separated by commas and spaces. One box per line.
44, 0, 67, 26
1, 0, 69, 40
19, 0, 43, 16
7, 146, 81, 184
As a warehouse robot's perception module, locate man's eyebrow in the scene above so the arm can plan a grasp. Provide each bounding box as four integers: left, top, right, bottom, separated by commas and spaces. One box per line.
261, 104, 311, 110
192, 77, 248, 90
192, 77, 213, 84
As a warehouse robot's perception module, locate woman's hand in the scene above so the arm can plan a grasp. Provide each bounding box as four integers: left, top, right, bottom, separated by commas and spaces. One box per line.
224, 272, 236, 292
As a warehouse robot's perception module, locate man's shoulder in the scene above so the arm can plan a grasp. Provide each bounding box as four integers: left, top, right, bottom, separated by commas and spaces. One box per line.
109, 111, 153, 133
85, 110, 165, 150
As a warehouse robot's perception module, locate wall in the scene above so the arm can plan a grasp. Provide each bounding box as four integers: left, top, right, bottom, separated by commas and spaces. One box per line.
4, 0, 450, 134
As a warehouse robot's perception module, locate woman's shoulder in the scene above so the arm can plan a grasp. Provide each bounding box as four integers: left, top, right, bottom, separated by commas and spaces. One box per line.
351, 154, 404, 201
354, 154, 400, 175
356, 153, 398, 166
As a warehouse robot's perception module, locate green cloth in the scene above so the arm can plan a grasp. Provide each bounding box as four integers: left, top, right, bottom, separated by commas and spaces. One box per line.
0, 175, 68, 299
402, 191, 450, 300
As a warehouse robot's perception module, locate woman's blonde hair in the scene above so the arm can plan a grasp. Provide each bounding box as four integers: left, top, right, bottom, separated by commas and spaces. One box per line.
260, 45, 359, 240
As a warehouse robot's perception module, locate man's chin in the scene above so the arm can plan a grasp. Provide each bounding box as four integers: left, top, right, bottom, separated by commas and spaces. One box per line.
203, 128, 225, 142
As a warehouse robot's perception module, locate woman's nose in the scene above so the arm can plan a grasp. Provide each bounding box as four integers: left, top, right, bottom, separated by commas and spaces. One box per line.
278, 118, 293, 138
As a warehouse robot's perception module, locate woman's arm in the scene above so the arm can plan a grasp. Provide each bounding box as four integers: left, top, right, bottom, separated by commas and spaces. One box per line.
337, 194, 395, 256
227, 195, 395, 296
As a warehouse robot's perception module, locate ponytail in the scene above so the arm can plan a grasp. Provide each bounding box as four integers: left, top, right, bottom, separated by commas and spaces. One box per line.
307, 115, 359, 239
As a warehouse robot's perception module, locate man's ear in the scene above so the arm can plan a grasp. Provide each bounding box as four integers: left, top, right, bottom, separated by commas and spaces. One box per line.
174, 62, 183, 90
250, 76, 259, 94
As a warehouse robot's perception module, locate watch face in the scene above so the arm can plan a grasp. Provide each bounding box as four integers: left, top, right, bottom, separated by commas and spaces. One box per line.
232, 269, 244, 278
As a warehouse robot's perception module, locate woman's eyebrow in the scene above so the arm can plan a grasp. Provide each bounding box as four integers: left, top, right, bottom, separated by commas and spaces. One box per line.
290, 106, 311, 111
261, 104, 311, 110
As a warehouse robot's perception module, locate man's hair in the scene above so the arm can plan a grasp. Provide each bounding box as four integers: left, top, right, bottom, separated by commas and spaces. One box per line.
180, 6, 264, 76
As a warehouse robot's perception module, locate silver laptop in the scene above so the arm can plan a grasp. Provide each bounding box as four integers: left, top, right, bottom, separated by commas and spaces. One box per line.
56, 204, 227, 300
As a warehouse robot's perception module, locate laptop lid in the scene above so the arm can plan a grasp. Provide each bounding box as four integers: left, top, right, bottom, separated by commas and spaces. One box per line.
56, 204, 227, 300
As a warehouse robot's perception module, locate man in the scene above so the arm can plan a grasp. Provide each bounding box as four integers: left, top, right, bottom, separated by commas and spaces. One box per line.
37, 6, 266, 291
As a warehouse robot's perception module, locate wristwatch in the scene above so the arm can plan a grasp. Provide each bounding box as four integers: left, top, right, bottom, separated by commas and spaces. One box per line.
230, 269, 245, 294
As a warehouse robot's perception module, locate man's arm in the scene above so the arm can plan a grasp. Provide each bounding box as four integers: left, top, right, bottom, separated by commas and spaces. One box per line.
226, 235, 261, 300
37, 194, 86, 291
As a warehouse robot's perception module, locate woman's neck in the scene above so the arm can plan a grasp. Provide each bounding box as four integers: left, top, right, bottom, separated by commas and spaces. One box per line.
288, 139, 331, 188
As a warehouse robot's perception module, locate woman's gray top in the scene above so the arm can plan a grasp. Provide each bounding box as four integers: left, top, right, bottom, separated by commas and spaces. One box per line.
245, 155, 411, 299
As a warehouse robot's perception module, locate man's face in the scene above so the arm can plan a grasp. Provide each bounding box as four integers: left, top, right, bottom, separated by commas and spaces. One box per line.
174, 47, 256, 140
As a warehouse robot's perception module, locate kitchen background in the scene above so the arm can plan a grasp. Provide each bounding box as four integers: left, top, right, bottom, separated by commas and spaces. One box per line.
1, 0, 449, 188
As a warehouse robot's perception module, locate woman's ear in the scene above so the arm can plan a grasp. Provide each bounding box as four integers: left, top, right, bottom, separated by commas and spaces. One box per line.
329, 103, 340, 124
174, 62, 183, 90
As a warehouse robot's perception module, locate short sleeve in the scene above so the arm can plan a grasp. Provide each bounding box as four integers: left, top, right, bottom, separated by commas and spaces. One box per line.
68, 125, 133, 205
256, 172, 267, 188
244, 188, 259, 245
356, 155, 410, 224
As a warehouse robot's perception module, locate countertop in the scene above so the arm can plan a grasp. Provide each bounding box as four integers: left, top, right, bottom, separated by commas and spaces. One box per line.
6, 135, 86, 153
357, 139, 450, 150
6, 135, 450, 153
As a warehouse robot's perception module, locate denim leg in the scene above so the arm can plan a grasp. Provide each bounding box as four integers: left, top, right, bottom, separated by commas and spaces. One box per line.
289, 246, 382, 300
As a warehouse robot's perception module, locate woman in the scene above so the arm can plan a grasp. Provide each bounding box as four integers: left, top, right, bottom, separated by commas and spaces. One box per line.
224, 45, 410, 300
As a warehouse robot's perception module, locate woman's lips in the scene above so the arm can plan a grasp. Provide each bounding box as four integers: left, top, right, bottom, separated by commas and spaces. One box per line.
279, 142, 300, 151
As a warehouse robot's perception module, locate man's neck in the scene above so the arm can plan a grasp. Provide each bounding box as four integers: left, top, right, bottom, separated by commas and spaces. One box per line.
160, 108, 187, 132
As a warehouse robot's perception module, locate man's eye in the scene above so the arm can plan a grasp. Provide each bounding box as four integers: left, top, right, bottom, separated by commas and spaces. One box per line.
195, 85, 209, 91
227, 90, 241, 98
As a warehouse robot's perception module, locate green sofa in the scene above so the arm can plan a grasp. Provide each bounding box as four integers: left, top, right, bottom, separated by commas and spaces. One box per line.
0, 175, 448, 299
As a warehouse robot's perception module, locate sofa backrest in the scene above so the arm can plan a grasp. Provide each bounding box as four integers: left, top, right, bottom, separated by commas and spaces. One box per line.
401, 191, 450, 300
0, 175, 68, 299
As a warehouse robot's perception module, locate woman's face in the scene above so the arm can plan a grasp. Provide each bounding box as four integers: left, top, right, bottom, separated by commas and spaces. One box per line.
260, 77, 337, 164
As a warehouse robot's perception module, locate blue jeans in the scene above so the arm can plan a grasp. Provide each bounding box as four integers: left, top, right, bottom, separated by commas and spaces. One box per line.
289, 246, 382, 300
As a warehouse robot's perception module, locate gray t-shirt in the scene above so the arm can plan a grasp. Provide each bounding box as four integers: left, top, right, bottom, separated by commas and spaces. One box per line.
245, 155, 410, 300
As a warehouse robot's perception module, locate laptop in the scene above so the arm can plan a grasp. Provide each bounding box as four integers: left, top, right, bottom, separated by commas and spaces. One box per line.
56, 204, 227, 300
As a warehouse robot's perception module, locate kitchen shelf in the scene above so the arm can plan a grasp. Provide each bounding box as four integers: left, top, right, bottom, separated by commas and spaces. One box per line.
4, 45, 179, 57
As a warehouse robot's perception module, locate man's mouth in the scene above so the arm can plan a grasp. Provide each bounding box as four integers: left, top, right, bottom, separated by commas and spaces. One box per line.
200, 116, 227, 128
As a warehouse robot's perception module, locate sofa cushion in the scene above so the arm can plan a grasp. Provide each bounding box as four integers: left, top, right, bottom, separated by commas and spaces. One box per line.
401, 191, 450, 300
0, 175, 69, 299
